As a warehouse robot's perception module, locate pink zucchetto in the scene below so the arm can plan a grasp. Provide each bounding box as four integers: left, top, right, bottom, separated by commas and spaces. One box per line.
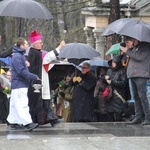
28, 30, 42, 43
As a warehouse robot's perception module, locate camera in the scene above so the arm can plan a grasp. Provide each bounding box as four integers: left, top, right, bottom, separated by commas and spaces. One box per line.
120, 42, 126, 47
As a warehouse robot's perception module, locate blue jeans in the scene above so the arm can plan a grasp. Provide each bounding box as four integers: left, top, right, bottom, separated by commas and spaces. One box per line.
146, 80, 150, 107
131, 78, 150, 120
129, 79, 134, 100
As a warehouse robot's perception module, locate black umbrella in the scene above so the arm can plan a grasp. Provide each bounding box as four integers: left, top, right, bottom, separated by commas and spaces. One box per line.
58, 42, 101, 59
0, 0, 53, 20
101, 18, 143, 37
48, 63, 81, 90
118, 20, 150, 42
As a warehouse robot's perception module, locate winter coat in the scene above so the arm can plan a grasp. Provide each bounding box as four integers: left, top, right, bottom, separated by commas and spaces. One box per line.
62, 84, 74, 122
11, 46, 38, 89
0, 47, 12, 58
106, 55, 128, 114
126, 42, 150, 79
55, 83, 74, 122
94, 76, 108, 114
72, 72, 96, 122
106, 67, 127, 113
0, 91, 9, 120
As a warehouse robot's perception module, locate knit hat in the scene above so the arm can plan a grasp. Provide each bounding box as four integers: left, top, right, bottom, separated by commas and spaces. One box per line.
29, 30, 42, 43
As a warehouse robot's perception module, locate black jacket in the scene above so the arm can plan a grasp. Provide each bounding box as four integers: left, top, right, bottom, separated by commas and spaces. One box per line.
106, 64, 128, 113
72, 72, 96, 122
0, 47, 13, 58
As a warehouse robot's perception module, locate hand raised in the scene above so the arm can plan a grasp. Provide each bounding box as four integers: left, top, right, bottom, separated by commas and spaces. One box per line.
57, 40, 65, 50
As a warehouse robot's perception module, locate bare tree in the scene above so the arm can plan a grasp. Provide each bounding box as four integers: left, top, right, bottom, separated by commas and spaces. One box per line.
0, 0, 87, 50
108, 0, 120, 45
109, 0, 120, 24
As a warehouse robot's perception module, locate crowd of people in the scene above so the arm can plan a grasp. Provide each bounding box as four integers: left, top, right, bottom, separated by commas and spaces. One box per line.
0, 31, 150, 132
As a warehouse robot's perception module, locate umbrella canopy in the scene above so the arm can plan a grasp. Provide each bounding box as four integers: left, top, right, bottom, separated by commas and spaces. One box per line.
79, 59, 109, 67
58, 42, 101, 59
101, 18, 134, 36
101, 18, 149, 38
118, 20, 150, 42
0, 57, 12, 66
105, 43, 120, 55
48, 63, 81, 90
0, 0, 53, 20
101, 28, 115, 37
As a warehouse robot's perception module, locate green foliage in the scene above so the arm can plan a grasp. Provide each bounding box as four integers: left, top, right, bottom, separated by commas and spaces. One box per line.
58, 80, 66, 90
0, 84, 11, 95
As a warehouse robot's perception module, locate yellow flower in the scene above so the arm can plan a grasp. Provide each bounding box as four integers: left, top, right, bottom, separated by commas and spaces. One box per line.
5, 87, 8, 90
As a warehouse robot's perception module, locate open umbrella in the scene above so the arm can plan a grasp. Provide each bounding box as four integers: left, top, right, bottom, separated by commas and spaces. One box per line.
48, 63, 81, 90
0, 57, 12, 66
79, 59, 109, 68
101, 18, 148, 38
101, 18, 134, 36
0, 0, 53, 20
58, 42, 101, 59
101, 28, 115, 37
118, 21, 150, 42
105, 43, 120, 55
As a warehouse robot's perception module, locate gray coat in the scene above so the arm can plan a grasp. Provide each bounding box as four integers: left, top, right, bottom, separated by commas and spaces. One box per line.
126, 42, 150, 79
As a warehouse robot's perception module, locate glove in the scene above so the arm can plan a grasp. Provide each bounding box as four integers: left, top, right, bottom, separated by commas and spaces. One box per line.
76, 77, 82, 82
59, 92, 65, 98
73, 77, 77, 83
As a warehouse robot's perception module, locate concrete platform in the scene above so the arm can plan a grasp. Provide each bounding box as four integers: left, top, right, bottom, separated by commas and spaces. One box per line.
0, 122, 150, 150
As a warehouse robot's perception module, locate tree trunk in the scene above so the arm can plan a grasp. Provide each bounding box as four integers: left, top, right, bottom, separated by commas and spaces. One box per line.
109, 0, 120, 24
109, 0, 120, 44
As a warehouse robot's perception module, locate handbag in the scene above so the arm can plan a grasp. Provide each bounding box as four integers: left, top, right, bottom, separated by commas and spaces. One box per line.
102, 85, 112, 101
102, 69, 122, 101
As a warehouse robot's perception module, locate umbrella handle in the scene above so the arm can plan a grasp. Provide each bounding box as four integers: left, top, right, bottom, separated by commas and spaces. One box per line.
74, 68, 77, 76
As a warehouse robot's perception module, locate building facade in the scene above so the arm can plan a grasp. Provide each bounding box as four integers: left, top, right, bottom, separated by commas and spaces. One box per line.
81, 0, 150, 59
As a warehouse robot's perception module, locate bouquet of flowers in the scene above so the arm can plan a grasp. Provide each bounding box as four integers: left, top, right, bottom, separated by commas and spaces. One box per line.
58, 79, 66, 90
0, 84, 11, 95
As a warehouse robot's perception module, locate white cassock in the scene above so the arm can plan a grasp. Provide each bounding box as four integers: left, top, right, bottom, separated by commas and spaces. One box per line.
42, 48, 60, 100
7, 88, 32, 125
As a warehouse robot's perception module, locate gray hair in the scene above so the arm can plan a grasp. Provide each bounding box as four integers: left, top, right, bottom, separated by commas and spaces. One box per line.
82, 62, 91, 68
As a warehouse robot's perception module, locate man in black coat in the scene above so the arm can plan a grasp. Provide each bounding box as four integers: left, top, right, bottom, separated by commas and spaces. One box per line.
72, 62, 96, 122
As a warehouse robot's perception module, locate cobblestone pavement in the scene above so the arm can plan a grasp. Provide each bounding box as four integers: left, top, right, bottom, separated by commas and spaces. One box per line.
0, 122, 150, 150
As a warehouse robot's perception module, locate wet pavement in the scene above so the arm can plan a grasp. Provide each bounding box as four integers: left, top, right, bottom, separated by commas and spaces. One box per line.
0, 122, 150, 150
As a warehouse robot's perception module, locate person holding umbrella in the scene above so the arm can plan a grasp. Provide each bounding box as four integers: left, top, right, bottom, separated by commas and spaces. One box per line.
27, 30, 65, 127
121, 38, 150, 125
